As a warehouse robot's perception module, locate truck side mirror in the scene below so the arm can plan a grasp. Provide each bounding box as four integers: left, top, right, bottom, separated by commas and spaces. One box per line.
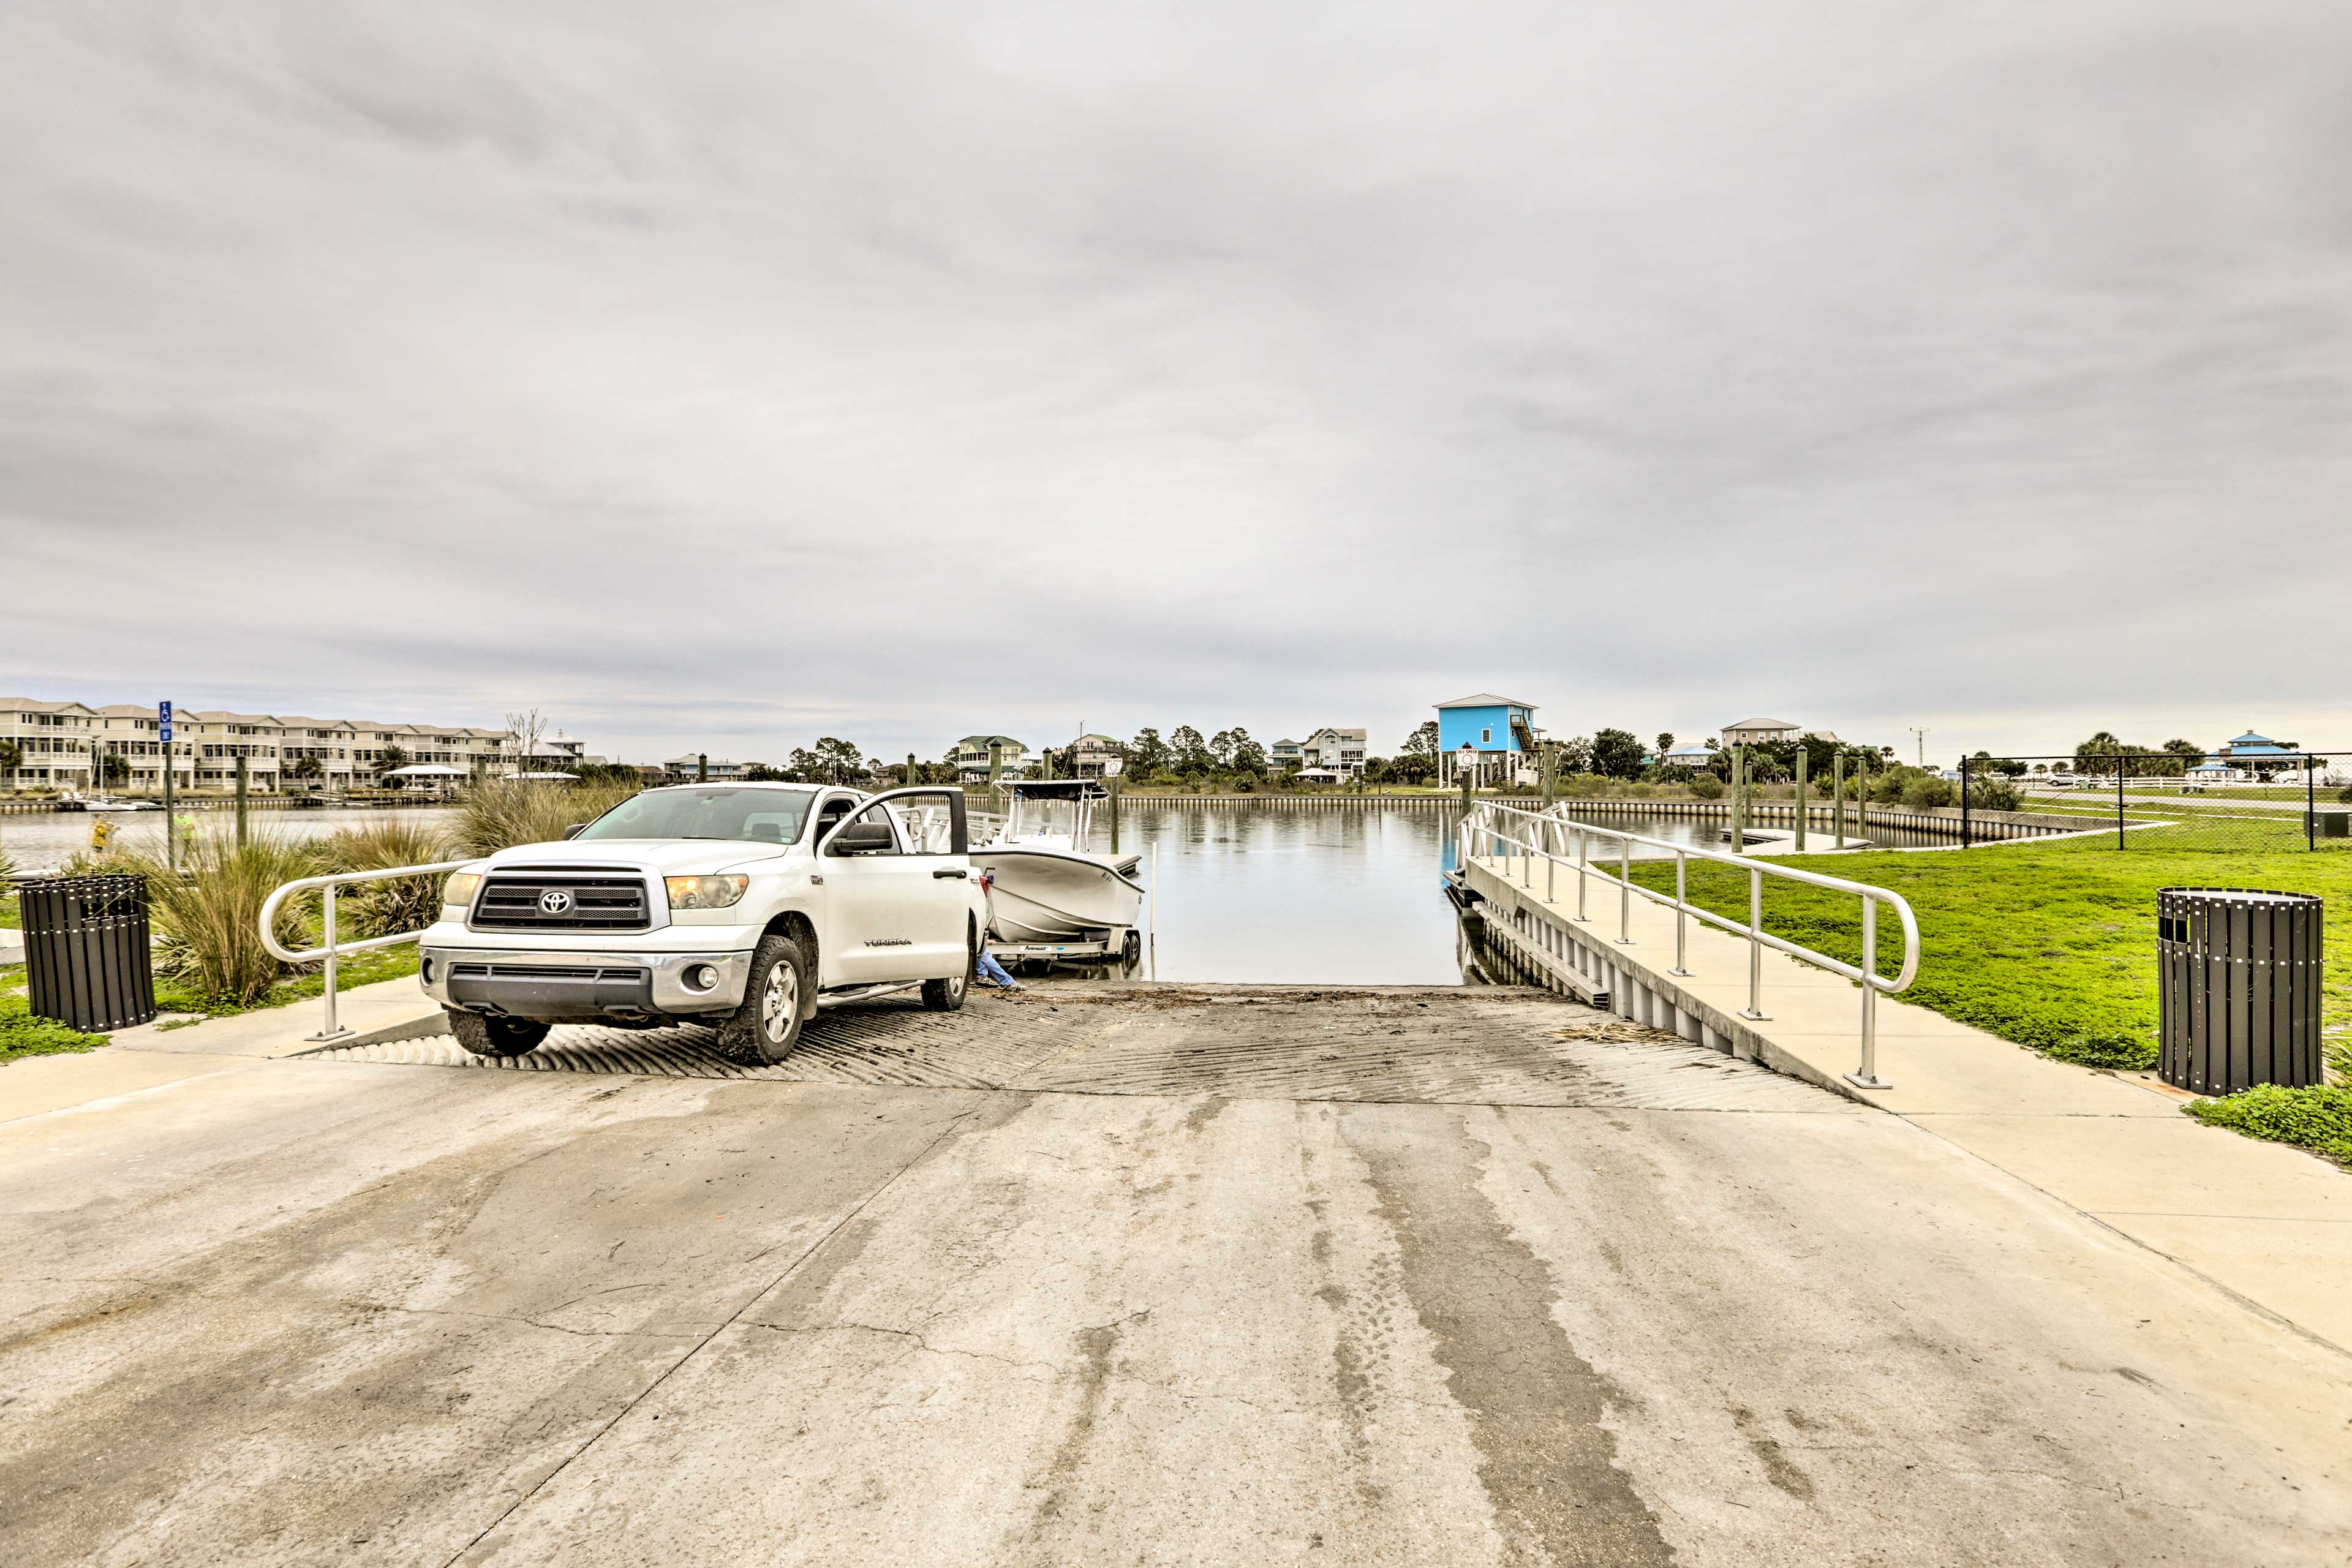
562, 823, 586, 840
827, 821, 895, 855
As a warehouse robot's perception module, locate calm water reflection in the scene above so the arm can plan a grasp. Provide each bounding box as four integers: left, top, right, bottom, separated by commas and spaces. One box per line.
1102, 807, 1465, 985
1, 808, 462, 873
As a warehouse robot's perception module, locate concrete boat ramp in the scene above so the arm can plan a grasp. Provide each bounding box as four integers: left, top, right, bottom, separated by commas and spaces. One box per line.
2, 982, 2347, 1565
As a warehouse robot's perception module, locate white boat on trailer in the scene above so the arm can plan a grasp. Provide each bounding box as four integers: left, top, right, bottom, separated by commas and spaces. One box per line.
973, 779, 1146, 965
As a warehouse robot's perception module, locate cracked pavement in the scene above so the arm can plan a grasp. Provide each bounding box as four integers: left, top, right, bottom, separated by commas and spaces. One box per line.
1, 990, 2348, 1565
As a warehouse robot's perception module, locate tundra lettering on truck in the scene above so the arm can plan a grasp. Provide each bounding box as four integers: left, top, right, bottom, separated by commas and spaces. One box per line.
417, 783, 978, 1065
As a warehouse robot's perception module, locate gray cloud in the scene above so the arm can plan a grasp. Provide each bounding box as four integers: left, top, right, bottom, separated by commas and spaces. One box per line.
3, 0, 2348, 763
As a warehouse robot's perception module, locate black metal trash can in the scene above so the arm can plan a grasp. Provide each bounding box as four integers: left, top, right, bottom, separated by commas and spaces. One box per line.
2157, 887, 2322, 1094
19, 874, 157, 1033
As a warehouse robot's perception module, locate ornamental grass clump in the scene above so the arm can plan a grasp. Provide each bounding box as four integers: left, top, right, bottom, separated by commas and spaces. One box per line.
114, 829, 328, 1008
322, 816, 458, 940
456, 780, 641, 856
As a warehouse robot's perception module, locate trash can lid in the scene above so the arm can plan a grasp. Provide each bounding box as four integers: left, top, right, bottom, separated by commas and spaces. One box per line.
2158, 886, 2323, 908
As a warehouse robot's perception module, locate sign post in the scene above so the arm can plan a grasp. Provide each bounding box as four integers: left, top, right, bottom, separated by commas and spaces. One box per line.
159, 701, 175, 872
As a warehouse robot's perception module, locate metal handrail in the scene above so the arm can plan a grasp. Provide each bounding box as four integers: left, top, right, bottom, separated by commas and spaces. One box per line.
1458, 801, 1918, 1090
259, 860, 473, 1042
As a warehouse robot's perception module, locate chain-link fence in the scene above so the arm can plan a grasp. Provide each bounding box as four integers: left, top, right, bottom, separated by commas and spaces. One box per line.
1958, 752, 2352, 853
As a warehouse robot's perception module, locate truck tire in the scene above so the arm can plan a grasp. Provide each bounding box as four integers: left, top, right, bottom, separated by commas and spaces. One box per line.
922, 921, 974, 1012
447, 1009, 550, 1058
717, 933, 810, 1065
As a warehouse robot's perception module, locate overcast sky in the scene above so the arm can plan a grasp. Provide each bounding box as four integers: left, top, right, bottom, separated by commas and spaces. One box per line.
4, 1, 2347, 764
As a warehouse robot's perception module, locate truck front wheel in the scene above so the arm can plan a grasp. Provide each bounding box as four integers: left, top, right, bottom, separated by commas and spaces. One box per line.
448, 1009, 550, 1058
717, 933, 810, 1065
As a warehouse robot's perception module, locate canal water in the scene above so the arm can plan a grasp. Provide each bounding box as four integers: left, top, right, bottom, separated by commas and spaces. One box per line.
1, 808, 462, 875
4, 802, 1945, 986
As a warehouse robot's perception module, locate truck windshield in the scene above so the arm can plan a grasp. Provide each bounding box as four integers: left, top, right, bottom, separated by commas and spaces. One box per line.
574, 788, 816, 847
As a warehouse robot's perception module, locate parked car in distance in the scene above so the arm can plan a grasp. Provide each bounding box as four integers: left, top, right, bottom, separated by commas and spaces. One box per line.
417, 783, 978, 1064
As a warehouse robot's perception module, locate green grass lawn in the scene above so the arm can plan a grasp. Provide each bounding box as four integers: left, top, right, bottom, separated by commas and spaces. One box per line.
1, 972, 107, 1064
1624, 836, 2352, 1075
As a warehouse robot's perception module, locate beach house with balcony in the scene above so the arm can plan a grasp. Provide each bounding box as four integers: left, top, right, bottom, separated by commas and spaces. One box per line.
1436, 694, 1541, 786
1300, 727, 1368, 778
953, 734, 1030, 783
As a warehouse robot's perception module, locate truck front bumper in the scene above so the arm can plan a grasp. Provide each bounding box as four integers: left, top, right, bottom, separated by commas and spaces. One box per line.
420, 946, 755, 1019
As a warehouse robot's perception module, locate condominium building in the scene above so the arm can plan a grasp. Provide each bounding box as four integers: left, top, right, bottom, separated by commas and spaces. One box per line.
0, 699, 100, 792
1, 695, 594, 794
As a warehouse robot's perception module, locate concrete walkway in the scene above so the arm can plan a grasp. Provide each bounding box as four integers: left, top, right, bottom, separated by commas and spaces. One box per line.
1461, 853, 2352, 1357
1, 976, 445, 1126
2, 984, 2348, 1564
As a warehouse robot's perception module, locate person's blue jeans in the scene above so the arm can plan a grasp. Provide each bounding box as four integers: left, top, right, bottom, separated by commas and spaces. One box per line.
975, 948, 1017, 988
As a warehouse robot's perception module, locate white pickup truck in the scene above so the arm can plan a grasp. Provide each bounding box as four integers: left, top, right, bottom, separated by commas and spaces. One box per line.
418, 783, 978, 1063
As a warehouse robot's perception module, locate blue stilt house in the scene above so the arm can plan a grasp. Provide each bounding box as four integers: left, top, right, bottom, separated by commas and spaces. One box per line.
1436, 693, 1541, 786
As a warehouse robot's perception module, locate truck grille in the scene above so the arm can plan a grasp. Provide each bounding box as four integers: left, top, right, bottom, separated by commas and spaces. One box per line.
470, 874, 650, 932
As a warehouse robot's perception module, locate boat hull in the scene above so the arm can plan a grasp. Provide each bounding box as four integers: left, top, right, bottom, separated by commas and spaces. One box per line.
974, 846, 1146, 942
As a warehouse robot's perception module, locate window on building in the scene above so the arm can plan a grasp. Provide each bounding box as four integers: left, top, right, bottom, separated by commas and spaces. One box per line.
1481, 727, 1492, 744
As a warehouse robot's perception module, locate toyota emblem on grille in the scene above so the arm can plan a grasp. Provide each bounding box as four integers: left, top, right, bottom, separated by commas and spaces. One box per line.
538, 889, 575, 915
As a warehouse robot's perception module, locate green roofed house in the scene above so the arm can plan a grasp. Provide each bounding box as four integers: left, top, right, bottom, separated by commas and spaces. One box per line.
952, 734, 1029, 783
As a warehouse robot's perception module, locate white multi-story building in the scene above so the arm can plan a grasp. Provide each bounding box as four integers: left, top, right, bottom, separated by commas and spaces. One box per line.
0, 699, 100, 791
2, 695, 595, 794
1300, 726, 1368, 778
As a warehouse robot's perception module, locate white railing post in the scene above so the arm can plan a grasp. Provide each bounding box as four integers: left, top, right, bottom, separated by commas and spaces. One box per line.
309, 884, 348, 1042
1740, 865, 1769, 1020
1616, 839, 1634, 944
1575, 827, 1589, 921
1845, 895, 1893, 1090
1670, 851, 1692, 976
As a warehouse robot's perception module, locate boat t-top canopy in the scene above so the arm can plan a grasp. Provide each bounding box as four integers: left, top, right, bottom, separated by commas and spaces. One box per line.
1007, 778, 1110, 800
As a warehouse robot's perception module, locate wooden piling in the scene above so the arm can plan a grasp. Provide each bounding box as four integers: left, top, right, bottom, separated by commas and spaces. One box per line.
1793, 748, 1807, 851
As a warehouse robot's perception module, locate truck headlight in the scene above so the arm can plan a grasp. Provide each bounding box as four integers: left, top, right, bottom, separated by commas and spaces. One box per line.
442, 872, 481, 910
666, 874, 749, 910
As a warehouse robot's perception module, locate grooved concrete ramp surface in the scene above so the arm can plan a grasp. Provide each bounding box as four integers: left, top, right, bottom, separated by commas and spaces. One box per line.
3, 985, 2348, 1566
309, 987, 1850, 1111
